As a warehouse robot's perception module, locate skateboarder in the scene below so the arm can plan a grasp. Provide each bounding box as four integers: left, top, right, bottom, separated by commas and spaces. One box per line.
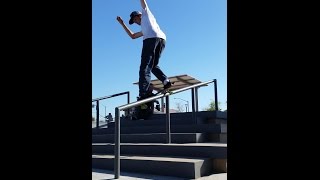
116, 0, 172, 100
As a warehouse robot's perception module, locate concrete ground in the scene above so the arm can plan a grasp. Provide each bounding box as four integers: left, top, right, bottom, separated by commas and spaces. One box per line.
92, 169, 227, 180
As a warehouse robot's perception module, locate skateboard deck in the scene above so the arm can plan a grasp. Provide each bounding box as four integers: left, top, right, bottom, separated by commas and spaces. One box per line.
155, 82, 175, 96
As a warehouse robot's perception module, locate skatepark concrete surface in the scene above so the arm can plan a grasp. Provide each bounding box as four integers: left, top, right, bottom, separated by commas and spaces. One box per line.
92, 168, 227, 180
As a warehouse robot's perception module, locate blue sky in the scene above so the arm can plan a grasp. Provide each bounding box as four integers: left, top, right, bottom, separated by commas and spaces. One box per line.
92, 0, 227, 118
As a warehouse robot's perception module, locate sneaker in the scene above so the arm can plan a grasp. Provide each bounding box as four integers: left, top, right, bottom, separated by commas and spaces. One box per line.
163, 81, 172, 89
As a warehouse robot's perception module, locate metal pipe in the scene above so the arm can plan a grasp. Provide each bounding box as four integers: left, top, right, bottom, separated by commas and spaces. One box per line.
114, 79, 215, 179
126, 92, 130, 116
195, 87, 199, 112
161, 97, 164, 112
96, 101, 99, 128
92, 91, 130, 126
117, 80, 215, 111
214, 79, 219, 111
114, 107, 120, 179
92, 91, 130, 102
165, 95, 171, 143
191, 88, 196, 123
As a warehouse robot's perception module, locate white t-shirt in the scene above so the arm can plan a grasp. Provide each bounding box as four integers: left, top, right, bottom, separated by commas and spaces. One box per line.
141, 5, 166, 41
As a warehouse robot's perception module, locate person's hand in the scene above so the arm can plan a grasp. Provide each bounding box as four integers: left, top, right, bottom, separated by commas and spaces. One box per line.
116, 16, 124, 24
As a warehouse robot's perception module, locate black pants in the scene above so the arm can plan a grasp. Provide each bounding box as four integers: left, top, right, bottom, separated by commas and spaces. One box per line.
139, 37, 167, 97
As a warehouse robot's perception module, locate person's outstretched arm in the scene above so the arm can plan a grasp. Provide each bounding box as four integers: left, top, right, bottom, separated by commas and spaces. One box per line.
139, 0, 147, 10
116, 16, 143, 39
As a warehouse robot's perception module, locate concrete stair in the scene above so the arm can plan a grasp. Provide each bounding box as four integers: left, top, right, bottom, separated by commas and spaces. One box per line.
93, 123, 223, 134
109, 111, 226, 127
92, 143, 227, 179
92, 143, 227, 159
92, 111, 227, 179
92, 154, 212, 179
92, 133, 207, 143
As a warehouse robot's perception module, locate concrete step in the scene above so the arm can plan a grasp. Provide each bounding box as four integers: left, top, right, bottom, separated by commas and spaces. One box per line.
92, 154, 213, 179
92, 133, 208, 143
140, 111, 227, 120
92, 111, 227, 129
92, 143, 227, 159
92, 168, 227, 180
92, 124, 224, 135
115, 111, 226, 126
108, 118, 227, 128
112, 117, 196, 127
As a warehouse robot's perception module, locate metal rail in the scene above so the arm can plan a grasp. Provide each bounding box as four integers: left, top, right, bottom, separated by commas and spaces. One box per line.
113, 79, 218, 179
92, 91, 130, 128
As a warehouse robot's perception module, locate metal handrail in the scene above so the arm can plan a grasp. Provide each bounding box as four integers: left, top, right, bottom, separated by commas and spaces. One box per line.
92, 91, 130, 128
113, 79, 217, 179
92, 91, 130, 102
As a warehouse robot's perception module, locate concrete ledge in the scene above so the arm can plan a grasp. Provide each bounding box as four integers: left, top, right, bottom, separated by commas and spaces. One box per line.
92, 155, 212, 179
92, 143, 227, 159
92, 124, 222, 135
92, 133, 207, 143
92, 168, 227, 180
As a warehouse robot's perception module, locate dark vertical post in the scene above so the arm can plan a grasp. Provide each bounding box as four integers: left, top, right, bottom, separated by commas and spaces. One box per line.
165, 95, 171, 143
114, 107, 120, 179
126, 92, 130, 116
195, 87, 199, 112
161, 97, 164, 112
96, 101, 99, 129
214, 79, 219, 111
191, 88, 197, 123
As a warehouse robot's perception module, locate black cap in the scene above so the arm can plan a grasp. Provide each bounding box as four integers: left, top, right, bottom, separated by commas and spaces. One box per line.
129, 11, 142, 25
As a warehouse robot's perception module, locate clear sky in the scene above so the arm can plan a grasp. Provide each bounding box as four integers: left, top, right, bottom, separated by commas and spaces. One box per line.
92, 0, 227, 118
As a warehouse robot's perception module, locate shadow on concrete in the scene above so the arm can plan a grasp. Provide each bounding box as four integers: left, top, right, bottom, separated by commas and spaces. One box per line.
92, 168, 184, 180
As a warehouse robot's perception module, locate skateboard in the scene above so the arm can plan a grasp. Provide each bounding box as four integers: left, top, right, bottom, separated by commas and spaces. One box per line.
155, 88, 173, 96
130, 82, 175, 120
155, 82, 175, 96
